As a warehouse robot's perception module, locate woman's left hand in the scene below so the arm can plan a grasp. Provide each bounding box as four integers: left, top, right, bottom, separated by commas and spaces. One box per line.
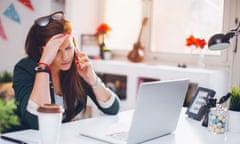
75, 52, 97, 86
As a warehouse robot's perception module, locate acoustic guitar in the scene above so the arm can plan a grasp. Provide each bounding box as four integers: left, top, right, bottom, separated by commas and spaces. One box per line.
127, 17, 148, 62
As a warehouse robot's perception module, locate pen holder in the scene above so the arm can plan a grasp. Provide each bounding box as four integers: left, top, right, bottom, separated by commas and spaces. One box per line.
208, 108, 227, 134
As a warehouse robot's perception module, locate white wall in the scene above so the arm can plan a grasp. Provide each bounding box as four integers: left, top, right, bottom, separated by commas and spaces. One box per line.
0, 0, 99, 73
0, 0, 52, 72
65, 0, 101, 47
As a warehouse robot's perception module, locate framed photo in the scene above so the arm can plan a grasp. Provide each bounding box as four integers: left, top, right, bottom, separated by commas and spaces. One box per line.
80, 34, 100, 59
186, 87, 216, 121
183, 82, 198, 107
97, 73, 127, 100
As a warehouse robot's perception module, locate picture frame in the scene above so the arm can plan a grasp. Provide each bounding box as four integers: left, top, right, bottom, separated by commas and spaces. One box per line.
80, 34, 100, 59
183, 82, 198, 107
97, 73, 127, 100
186, 87, 216, 121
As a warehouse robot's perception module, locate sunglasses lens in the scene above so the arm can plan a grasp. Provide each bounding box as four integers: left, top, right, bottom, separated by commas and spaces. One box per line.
51, 13, 63, 21
36, 17, 50, 27
35, 12, 64, 27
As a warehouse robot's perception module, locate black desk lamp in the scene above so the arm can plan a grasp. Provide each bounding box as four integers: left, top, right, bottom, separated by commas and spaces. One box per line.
208, 22, 240, 53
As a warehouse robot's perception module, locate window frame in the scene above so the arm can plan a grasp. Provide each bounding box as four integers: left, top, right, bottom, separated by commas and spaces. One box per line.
102, 0, 234, 68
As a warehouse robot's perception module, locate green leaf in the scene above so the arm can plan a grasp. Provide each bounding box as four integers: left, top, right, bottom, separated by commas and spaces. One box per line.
230, 86, 240, 111
0, 71, 13, 82
0, 98, 19, 133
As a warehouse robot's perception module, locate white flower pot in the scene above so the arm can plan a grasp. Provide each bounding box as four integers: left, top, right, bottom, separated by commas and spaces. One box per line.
228, 110, 240, 133
103, 51, 112, 60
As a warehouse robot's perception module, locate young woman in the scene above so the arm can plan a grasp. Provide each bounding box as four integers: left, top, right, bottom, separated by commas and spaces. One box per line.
13, 11, 120, 130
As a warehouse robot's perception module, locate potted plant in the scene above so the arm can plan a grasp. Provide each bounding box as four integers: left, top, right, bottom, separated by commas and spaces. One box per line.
0, 70, 13, 83
0, 70, 19, 133
228, 86, 240, 133
95, 23, 112, 59
0, 71, 14, 100
0, 98, 19, 133
103, 47, 112, 60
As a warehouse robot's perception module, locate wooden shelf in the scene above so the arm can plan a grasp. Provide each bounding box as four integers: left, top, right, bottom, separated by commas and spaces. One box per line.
92, 60, 230, 111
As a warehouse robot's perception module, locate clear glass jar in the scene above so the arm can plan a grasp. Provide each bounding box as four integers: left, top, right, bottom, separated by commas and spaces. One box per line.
208, 108, 228, 134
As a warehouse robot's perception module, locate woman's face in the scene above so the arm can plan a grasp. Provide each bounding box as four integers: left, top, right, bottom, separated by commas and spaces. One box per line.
51, 36, 75, 72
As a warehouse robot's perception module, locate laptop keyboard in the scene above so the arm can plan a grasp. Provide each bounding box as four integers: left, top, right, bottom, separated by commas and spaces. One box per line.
108, 131, 128, 141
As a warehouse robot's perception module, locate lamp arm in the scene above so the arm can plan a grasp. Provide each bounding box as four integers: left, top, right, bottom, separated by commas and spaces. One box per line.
225, 29, 240, 53
236, 22, 240, 31
234, 32, 238, 53
231, 21, 240, 32
230, 22, 240, 53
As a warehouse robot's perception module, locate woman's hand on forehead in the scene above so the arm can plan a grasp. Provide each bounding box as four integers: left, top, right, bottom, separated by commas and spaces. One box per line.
46, 33, 69, 47
40, 33, 69, 65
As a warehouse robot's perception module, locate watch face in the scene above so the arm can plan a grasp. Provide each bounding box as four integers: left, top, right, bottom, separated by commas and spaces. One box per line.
35, 65, 50, 72
35, 66, 44, 71
34, 66, 40, 71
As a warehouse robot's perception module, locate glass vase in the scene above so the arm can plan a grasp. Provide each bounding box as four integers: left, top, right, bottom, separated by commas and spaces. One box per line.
197, 49, 205, 68
98, 34, 105, 59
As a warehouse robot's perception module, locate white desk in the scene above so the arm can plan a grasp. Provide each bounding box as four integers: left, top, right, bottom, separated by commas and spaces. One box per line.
1, 109, 240, 144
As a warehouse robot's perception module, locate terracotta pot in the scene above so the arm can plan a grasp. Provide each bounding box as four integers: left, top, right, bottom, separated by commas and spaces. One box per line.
0, 82, 14, 100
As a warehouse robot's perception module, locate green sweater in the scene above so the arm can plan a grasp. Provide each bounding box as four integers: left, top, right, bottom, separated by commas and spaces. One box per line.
13, 57, 120, 130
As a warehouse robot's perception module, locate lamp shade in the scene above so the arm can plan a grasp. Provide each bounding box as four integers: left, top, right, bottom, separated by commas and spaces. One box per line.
208, 31, 235, 50
208, 33, 230, 50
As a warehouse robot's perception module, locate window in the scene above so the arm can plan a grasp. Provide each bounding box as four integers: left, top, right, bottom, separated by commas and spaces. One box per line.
151, 0, 224, 54
103, 0, 229, 67
103, 0, 142, 50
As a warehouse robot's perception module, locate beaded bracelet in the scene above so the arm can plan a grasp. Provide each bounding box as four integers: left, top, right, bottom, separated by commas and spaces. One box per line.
35, 62, 50, 73
37, 62, 51, 71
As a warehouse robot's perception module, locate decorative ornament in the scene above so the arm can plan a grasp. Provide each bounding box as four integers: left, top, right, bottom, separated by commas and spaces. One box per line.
127, 17, 148, 62
17, 0, 34, 11
3, 3, 21, 24
0, 18, 7, 40
186, 35, 207, 68
95, 23, 112, 59
186, 35, 206, 49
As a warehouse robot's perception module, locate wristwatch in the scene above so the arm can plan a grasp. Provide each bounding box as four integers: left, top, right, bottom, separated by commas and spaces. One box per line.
92, 77, 102, 89
34, 65, 50, 73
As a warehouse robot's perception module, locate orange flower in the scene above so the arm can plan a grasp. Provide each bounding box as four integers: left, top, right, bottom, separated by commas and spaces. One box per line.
96, 23, 111, 35
186, 35, 195, 47
186, 35, 206, 49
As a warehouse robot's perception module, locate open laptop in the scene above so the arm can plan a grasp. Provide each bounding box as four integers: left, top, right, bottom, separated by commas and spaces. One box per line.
80, 79, 189, 144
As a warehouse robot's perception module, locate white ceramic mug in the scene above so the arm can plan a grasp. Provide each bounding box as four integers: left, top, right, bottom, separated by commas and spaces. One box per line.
37, 104, 64, 144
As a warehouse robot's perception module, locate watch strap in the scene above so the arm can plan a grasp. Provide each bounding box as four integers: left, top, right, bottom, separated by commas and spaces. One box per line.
34, 65, 50, 73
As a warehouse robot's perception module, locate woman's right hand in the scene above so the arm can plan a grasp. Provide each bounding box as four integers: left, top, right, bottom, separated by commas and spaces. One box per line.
39, 33, 69, 65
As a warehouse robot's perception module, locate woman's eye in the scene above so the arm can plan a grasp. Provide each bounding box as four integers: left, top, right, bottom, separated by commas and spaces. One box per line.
65, 46, 72, 50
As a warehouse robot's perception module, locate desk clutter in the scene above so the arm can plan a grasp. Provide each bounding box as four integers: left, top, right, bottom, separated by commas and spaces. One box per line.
185, 86, 237, 134
208, 108, 227, 134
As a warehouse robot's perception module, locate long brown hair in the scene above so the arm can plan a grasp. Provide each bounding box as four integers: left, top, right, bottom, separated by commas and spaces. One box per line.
25, 12, 86, 121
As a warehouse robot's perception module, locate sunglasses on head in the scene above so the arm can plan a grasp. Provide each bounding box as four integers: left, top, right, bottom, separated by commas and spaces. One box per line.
35, 11, 64, 27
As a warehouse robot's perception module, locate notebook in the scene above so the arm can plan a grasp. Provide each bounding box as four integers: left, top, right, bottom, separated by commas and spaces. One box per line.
80, 79, 189, 144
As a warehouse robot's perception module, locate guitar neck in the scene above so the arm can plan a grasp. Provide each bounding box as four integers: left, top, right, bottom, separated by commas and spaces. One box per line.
137, 27, 144, 43
136, 17, 148, 43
